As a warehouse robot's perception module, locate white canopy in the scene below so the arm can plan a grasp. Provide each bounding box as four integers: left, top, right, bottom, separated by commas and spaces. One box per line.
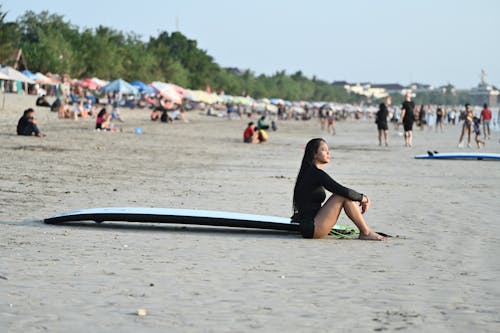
0, 66, 35, 84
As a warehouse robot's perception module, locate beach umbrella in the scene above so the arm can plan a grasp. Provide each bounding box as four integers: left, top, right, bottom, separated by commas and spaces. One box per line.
151, 81, 183, 104
91, 77, 108, 87
130, 80, 156, 94
77, 78, 100, 90
0, 66, 35, 84
0, 71, 9, 80
101, 78, 138, 94
269, 98, 284, 105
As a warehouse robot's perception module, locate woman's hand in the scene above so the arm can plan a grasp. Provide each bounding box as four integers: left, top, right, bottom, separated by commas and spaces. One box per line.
360, 195, 370, 214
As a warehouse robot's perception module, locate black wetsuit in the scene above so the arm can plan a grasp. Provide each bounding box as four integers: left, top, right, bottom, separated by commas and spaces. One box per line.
293, 164, 363, 237
402, 101, 415, 131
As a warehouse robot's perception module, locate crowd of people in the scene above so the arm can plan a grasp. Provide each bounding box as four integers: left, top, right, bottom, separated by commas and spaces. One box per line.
15, 83, 499, 151
373, 95, 497, 149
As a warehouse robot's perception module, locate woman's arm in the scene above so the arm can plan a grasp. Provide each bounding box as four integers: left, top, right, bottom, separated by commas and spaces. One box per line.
316, 168, 363, 201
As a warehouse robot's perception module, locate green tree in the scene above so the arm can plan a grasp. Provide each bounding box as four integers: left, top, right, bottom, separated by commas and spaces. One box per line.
0, 6, 21, 66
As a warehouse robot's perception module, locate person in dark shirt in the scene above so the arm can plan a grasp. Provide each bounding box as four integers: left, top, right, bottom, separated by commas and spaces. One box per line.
375, 103, 389, 146
17, 108, 45, 137
36, 95, 51, 107
401, 94, 415, 147
293, 138, 385, 240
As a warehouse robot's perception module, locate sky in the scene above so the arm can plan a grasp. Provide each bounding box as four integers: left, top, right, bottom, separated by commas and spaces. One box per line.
2, 0, 499, 89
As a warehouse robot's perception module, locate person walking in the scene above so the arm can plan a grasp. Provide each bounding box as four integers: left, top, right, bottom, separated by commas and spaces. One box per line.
400, 94, 415, 147
375, 103, 389, 146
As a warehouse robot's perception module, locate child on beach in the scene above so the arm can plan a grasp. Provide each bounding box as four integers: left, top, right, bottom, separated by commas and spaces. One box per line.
473, 117, 485, 149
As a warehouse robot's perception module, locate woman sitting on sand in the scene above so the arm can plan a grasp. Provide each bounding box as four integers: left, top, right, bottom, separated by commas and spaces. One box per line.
95, 108, 111, 130
293, 138, 385, 240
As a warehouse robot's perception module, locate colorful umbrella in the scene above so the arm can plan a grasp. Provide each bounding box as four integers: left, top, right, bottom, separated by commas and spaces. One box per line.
101, 78, 138, 94
151, 81, 183, 104
130, 80, 156, 94
77, 78, 100, 90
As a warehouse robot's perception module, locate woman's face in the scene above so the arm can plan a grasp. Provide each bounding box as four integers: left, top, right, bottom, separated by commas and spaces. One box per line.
314, 141, 330, 165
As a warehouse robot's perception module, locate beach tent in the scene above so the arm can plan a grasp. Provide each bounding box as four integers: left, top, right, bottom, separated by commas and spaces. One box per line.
22, 70, 37, 80
101, 78, 138, 95
0, 66, 35, 84
35, 72, 59, 85
0, 71, 9, 80
130, 80, 156, 94
0, 66, 35, 109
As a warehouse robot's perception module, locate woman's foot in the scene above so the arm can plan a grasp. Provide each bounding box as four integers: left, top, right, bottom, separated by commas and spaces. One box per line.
359, 230, 386, 241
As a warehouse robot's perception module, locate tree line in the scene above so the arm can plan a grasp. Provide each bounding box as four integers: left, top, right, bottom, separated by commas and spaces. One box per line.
0, 7, 469, 105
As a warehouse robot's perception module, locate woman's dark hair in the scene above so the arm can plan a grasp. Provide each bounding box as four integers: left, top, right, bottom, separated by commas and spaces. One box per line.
379, 103, 386, 111
97, 108, 107, 118
292, 138, 325, 213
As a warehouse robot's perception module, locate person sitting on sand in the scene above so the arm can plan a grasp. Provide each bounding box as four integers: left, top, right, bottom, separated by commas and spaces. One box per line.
95, 108, 111, 130
257, 116, 269, 130
292, 138, 385, 240
36, 94, 51, 107
17, 108, 45, 137
243, 122, 258, 143
111, 102, 124, 122
257, 127, 268, 143
72, 100, 89, 119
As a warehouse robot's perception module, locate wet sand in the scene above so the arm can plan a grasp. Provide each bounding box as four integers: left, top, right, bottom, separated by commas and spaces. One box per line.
1, 94, 499, 332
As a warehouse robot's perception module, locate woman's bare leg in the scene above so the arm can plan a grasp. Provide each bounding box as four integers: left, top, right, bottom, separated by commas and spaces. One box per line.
313, 195, 385, 240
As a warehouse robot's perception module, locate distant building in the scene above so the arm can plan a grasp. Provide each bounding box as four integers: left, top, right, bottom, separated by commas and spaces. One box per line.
331, 80, 349, 87
410, 82, 434, 92
469, 69, 499, 107
371, 83, 406, 95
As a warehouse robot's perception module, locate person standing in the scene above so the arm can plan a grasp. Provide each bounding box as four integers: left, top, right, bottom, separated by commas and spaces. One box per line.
418, 105, 426, 131
375, 103, 389, 146
480, 103, 492, 140
458, 103, 474, 148
436, 105, 445, 132
400, 94, 415, 147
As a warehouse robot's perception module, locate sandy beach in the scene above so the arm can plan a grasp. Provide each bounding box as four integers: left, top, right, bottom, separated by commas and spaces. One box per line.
1, 94, 499, 332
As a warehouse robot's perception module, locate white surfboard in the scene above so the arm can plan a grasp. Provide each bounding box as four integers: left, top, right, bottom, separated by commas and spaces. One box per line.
44, 207, 298, 231
415, 152, 500, 160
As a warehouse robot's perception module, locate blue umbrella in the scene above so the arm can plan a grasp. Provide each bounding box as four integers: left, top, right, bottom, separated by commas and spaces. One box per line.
130, 80, 156, 94
101, 78, 138, 94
